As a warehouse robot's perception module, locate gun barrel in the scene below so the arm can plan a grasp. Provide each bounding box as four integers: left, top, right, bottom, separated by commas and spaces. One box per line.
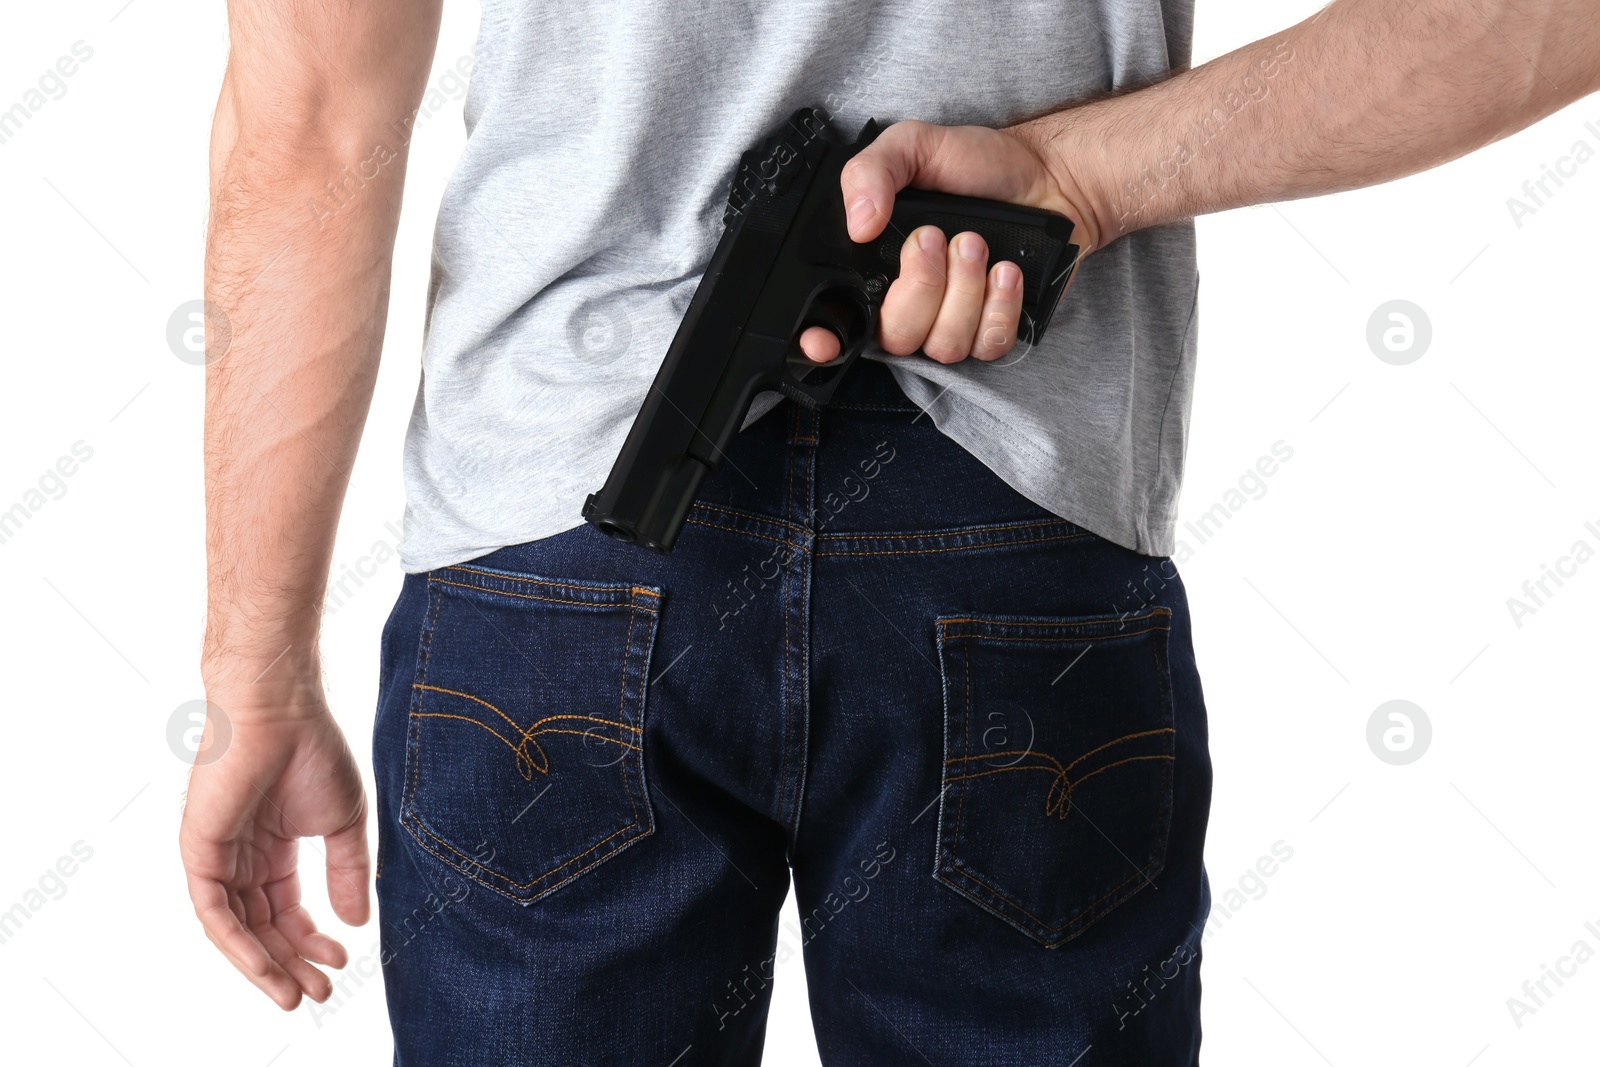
581, 160, 809, 551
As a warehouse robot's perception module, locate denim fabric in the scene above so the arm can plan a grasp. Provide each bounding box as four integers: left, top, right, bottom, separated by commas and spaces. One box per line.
372, 359, 1213, 1066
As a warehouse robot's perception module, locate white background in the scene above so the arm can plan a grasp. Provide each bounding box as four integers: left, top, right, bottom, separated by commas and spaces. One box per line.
2, 2, 1596, 1064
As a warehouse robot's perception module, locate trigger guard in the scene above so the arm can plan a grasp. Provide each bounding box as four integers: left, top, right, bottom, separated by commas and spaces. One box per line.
786, 285, 876, 367
786, 303, 859, 366
779, 296, 876, 409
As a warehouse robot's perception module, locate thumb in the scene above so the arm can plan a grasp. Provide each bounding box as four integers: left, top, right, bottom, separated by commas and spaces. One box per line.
324, 813, 371, 927
839, 119, 945, 243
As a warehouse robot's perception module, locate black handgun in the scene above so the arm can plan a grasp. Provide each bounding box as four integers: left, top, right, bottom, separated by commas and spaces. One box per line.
582, 106, 1082, 552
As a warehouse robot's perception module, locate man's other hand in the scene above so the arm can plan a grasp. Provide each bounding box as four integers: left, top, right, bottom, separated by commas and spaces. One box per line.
179, 698, 370, 1010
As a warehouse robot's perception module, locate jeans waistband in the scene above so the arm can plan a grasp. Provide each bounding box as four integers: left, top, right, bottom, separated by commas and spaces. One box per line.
679, 356, 1090, 549
825, 355, 923, 412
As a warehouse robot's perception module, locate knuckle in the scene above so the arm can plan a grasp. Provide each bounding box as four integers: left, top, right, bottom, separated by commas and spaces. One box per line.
952, 273, 988, 298
922, 337, 967, 363
892, 265, 945, 298
879, 324, 926, 356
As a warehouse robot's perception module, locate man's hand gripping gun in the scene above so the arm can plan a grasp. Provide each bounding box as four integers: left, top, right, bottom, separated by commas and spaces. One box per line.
582, 106, 1082, 551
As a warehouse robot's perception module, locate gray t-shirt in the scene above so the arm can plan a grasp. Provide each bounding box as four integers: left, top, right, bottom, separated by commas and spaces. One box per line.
400, 0, 1198, 572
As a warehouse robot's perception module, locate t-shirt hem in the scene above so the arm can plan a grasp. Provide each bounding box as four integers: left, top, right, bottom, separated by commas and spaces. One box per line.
886, 371, 1178, 559
399, 382, 1181, 573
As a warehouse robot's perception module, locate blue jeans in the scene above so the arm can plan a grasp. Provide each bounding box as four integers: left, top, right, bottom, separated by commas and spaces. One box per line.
373, 358, 1213, 1065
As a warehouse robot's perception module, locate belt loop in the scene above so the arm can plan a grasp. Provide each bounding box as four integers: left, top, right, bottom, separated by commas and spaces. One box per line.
785, 400, 820, 449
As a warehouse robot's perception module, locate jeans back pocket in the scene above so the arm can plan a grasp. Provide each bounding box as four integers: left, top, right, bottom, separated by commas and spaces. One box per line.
934, 607, 1175, 947
402, 564, 662, 903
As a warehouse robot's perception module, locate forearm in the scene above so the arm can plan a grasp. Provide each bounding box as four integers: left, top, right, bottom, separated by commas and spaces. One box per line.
1019, 0, 1600, 249
202, 141, 388, 694
202, 1, 440, 699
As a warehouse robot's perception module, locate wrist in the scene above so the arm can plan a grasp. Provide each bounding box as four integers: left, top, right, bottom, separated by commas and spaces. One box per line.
201, 635, 324, 697
1005, 108, 1119, 255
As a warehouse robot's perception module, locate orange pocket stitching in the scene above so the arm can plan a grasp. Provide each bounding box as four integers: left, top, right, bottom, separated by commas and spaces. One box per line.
615, 606, 642, 827
694, 501, 808, 535
950, 647, 974, 870
412, 684, 644, 780
944, 853, 1164, 938
944, 728, 1176, 819
407, 812, 642, 894
817, 532, 1092, 558
429, 577, 648, 610
403, 587, 447, 834
443, 565, 660, 599
684, 516, 807, 550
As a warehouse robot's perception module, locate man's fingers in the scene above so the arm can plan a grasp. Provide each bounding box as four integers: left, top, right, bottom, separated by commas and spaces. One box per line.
199, 898, 304, 1011
922, 233, 990, 363
798, 325, 842, 363
297, 930, 350, 969
188, 874, 271, 976
840, 120, 942, 242
243, 885, 335, 1003
324, 817, 372, 927
215, 887, 306, 1006
879, 226, 948, 356
264, 874, 350, 969
972, 261, 1025, 361
255, 925, 332, 1004
239, 882, 273, 930
196, 902, 272, 978
279, 951, 335, 1003
196, 877, 324, 1008
203, 922, 304, 1011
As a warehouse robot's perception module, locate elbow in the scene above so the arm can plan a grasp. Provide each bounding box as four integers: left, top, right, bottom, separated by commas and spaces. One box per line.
215, 58, 394, 166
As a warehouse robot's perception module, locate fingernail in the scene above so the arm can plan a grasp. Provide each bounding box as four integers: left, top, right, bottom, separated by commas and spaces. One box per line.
847, 197, 875, 233
995, 262, 1020, 290
918, 227, 942, 255
958, 233, 985, 262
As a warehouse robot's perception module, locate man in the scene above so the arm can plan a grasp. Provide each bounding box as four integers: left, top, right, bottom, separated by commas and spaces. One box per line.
178, 0, 1599, 1062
